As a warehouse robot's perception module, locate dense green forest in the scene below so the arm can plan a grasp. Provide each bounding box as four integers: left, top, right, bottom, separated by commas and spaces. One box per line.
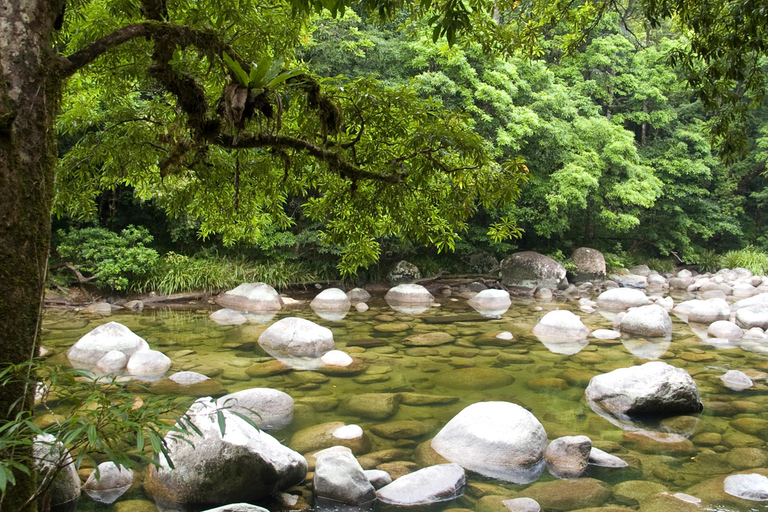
47, 3, 768, 293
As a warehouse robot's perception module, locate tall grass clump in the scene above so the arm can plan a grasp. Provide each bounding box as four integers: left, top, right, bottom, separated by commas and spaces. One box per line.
720, 246, 768, 276
138, 253, 316, 294
694, 249, 721, 273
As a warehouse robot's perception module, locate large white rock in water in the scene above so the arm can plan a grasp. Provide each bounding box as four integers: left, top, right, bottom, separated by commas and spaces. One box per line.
596, 289, 650, 310
532, 310, 589, 341
732, 292, 768, 311
468, 289, 512, 315
83, 462, 134, 504
258, 317, 334, 359
736, 305, 768, 329
431, 402, 547, 483
385, 284, 434, 304
313, 451, 376, 506
500, 251, 567, 290
216, 283, 283, 311
585, 362, 702, 419
215, 388, 294, 430
145, 399, 307, 508
376, 463, 466, 507
33, 434, 81, 510
67, 321, 149, 366
619, 304, 672, 337
673, 298, 730, 324
385, 284, 434, 314
310, 288, 351, 310
724, 473, 768, 501
708, 320, 742, 339
126, 349, 171, 377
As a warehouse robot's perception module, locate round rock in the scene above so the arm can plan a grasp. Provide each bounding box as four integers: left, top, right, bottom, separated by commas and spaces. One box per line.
431, 402, 547, 483
216, 282, 283, 311
619, 305, 672, 337
258, 317, 333, 358
67, 321, 149, 366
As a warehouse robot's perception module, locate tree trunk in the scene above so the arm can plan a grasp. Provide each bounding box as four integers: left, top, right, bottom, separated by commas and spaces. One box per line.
0, 1, 60, 510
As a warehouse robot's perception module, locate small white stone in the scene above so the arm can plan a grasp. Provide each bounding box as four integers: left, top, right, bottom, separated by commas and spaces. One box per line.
496, 332, 514, 340
333, 424, 364, 440
355, 303, 369, 312
321, 350, 354, 367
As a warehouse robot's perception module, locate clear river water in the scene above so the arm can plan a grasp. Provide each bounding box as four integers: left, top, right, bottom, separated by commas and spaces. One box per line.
39, 288, 768, 512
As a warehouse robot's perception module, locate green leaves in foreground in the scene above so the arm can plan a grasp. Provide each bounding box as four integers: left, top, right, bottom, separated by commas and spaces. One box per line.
0, 361, 191, 497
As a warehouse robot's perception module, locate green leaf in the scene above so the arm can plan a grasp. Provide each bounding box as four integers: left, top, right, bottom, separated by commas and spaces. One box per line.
222, 52, 249, 88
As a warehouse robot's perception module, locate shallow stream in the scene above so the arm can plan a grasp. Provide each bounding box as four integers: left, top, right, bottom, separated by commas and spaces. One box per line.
40, 289, 768, 512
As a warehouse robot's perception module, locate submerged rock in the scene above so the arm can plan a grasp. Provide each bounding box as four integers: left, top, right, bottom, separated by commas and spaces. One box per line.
431, 402, 547, 483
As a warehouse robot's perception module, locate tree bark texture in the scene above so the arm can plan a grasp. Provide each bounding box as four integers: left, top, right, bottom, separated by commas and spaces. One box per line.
0, 0, 60, 510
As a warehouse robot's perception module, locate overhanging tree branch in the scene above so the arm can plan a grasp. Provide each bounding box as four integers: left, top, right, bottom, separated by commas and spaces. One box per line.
59, 22, 249, 78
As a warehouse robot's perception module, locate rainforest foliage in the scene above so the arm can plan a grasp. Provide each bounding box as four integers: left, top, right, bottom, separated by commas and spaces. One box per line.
50, 0, 768, 288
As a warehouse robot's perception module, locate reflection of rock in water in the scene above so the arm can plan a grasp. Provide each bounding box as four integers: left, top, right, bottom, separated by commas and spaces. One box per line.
538, 338, 589, 355
621, 336, 671, 359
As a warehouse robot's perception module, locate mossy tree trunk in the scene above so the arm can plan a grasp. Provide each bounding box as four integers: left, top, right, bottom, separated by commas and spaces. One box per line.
0, 1, 60, 510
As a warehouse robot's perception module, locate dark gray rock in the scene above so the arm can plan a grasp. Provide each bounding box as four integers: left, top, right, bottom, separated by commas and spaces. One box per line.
387, 260, 421, 285
500, 251, 567, 290
145, 399, 307, 507
570, 247, 606, 283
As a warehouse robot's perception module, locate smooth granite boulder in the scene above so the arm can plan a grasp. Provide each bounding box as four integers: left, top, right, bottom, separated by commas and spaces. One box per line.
376, 463, 466, 508
145, 399, 307, 508
570, 247, 607, 283
500, 251, 567, 290
596, 289, 650, 310
585, 362, 703, 420
215, 388, 294, 430
619, 305, 672, 337
216, 283, 283, 311
67, 321, 149, 366
83, 462, 134, 504
431, 402, 547, 483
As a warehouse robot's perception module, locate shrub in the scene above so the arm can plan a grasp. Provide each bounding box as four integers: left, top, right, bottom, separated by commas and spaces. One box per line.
720, 246, 768, 275
646, 258, 676, 274
54, 226, 159, 290
694, 249, 722, 273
